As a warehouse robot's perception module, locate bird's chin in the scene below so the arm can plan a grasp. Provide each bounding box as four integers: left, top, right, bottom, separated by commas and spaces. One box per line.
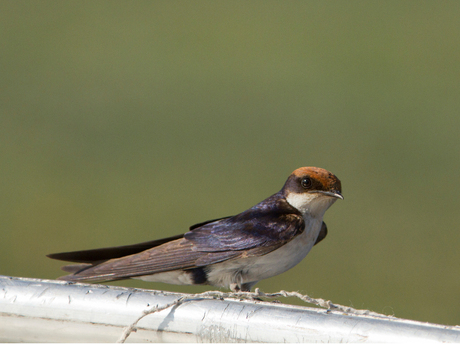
286, 192, 339, 219
310, 195, 338, 218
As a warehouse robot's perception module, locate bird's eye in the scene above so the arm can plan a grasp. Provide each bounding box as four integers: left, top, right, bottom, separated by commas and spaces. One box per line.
301, 177, 312, 189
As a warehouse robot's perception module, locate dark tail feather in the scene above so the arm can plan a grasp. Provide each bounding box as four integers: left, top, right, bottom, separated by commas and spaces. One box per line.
47, 234, 184, 263
61, 263, 93, 273
55, 263, 98, 282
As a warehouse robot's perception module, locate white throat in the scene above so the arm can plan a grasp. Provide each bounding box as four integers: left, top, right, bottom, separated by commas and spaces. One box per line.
285, 192, 337, 219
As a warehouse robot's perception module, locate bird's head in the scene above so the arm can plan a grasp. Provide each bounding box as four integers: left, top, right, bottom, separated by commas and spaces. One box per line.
282, 167, 343, 218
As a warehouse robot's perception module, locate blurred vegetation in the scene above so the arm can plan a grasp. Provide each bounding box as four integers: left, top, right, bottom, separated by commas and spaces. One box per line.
1, 1, 459, 326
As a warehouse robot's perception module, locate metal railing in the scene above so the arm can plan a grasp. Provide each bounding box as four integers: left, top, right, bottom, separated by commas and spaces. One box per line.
1, 275, 459, 342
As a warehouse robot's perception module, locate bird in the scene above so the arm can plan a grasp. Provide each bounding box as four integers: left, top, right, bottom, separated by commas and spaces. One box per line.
47, 167, 343, 292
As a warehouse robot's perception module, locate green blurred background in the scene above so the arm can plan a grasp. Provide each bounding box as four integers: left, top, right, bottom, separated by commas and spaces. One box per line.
1, 0, 459, 326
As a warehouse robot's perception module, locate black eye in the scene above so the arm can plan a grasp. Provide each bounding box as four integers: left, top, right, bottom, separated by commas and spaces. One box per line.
301, 177, 312, 189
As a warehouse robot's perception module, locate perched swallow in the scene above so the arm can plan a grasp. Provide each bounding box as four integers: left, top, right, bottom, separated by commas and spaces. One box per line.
47, 167, 343, 292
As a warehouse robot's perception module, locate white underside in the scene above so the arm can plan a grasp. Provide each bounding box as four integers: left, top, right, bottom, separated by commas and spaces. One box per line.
136, 270, 194, 284
137, 193, 337, 290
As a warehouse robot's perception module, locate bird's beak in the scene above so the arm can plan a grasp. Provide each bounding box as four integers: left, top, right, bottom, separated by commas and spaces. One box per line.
317, 190, 344, 200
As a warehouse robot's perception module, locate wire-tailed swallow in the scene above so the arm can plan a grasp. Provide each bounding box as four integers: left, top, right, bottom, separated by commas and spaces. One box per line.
48, 167, 343, 292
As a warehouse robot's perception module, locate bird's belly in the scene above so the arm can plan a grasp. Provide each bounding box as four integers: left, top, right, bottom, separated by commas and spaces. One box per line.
135, 270, 193, 285
206, 218, 323, 288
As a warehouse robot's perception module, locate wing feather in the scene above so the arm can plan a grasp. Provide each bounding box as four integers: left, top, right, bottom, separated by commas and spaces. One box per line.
185, 199, 304, 252
58, 238, 240, 282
